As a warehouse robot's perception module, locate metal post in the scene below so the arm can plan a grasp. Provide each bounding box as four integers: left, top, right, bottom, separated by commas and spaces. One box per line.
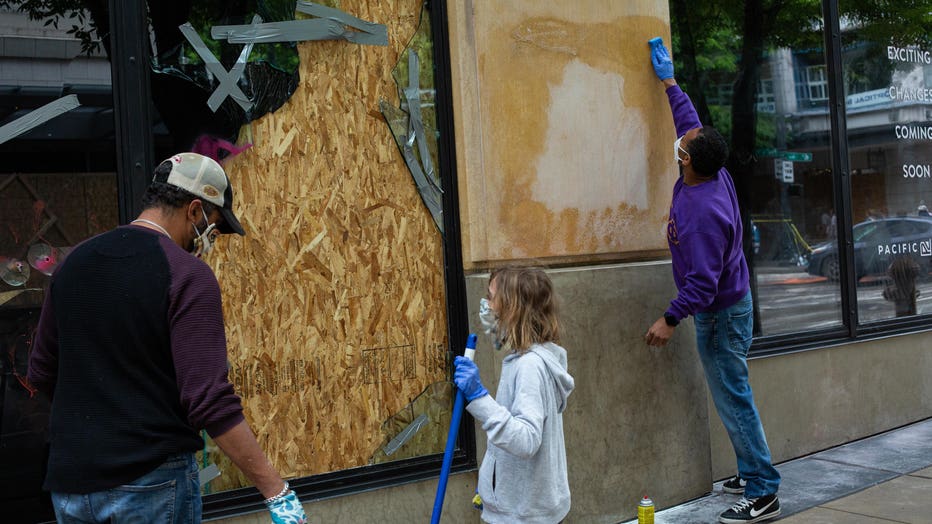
822, 0, 858, 334
109, 0, 153, 224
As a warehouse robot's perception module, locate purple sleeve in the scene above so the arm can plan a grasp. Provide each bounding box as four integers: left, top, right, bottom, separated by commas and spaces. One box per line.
666, 232, 726, 320
27, 286, 59, 397
163, 238, 244, 438
667, 85, 702, 138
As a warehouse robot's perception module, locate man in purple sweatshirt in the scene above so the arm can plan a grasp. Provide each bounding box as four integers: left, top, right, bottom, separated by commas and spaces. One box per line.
643, 39, 781, 524
28, 153, 307, 523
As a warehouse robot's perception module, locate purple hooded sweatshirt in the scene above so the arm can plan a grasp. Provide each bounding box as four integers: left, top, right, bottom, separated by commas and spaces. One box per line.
664, 85, 750, 322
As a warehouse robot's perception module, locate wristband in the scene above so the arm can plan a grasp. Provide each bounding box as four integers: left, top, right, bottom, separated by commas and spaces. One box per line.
264, 481, 290, 505
663, 313, 680, 327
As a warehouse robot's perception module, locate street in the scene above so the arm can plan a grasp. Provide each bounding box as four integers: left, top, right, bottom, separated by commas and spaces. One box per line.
754, 267, 932, 335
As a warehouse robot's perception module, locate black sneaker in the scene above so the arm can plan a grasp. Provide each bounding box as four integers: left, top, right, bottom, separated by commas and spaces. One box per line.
722, 475, 747, 494
719, 494, 780, 524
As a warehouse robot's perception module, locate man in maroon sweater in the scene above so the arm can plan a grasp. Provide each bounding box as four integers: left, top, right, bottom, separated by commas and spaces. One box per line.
28, 153, 307, 523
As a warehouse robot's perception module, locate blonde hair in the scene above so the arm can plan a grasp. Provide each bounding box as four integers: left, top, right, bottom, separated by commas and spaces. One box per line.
489, 267, 560, 352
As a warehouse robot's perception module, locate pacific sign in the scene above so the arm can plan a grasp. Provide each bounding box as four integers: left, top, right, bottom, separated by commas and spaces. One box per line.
877, 239, 932, 257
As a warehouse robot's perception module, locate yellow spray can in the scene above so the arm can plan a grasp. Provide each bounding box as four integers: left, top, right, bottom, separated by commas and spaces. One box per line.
638, 495, 655, 524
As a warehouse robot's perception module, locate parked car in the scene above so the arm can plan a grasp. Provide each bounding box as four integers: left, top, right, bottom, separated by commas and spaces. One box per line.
807, 216, 932, 281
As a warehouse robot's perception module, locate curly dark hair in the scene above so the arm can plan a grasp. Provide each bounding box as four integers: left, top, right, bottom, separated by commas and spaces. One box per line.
141, 160, 217, 216
686, 127, 729, 177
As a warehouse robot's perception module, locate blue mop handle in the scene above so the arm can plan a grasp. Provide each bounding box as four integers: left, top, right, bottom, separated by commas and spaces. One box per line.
430, 333, 478, 524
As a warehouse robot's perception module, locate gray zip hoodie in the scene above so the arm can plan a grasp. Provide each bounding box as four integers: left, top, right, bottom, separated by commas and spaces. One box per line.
466, 342, 575, 524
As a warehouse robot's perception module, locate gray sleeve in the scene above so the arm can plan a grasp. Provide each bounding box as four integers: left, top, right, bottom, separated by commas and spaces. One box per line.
466, 359, 548, 458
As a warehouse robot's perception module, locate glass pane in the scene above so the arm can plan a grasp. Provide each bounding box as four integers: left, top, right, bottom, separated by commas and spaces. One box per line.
0, 3, 117, 519
147, 1, 301, 155
380, 3, 443, 232
669, 1, 842, 336
839, 1, 932, 322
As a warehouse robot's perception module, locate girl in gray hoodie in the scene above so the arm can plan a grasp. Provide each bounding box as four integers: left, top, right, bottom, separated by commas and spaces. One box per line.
454, 267, 575, 523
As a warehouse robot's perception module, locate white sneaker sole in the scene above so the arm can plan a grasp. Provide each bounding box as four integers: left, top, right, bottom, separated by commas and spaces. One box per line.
719, 507, 781, 524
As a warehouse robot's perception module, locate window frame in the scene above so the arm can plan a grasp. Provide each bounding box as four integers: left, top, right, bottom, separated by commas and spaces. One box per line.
806, 64, 829, 101
757, 78, 775, 104
750, 0, 932, 355
105, 0, 472, 517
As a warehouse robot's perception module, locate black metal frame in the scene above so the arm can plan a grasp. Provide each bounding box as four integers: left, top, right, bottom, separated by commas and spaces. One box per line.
822, 0, 859, 337
106, 0, 474, 518
108, 0, 153, 224
748, 0, 932, 356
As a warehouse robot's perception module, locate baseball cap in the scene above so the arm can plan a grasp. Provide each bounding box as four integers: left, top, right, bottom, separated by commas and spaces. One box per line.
155, 152, 245, 235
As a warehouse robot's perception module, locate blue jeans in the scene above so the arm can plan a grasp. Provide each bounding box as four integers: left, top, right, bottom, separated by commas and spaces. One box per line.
52, 453, 201, 524
694, 291, 781, 498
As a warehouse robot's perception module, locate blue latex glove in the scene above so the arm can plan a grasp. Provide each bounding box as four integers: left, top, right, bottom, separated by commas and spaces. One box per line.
649, 37, 674, 81
454, 356, 489, 402
267, 490, 308, 524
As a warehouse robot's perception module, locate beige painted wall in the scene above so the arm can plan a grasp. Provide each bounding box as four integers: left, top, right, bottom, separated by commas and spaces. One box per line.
448, 0, 677, 268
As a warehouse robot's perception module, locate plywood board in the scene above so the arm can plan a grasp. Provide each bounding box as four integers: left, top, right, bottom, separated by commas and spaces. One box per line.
203, 0, 451, 490
448, 0, 677, 268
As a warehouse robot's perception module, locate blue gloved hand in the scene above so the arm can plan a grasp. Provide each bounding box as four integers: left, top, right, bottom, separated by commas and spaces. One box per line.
267, 490, 308, 524
649, 37, 674, 81
454, 356, 489, 402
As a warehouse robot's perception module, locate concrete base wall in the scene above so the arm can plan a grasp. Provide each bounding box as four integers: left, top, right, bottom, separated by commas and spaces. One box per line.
465, 262, 711, 523
216, 263, 932, 523
709, 331, 932, 481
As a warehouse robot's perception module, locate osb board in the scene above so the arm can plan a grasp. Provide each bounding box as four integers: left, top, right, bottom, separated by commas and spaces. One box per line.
205, 0, 449, 490
448, 0, 677, 268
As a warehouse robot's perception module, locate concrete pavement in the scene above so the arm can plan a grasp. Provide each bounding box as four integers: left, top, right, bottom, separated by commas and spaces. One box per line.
622, 418, 932, 523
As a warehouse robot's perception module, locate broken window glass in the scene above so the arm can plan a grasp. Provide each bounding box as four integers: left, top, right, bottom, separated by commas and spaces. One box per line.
380, 1, 443, 232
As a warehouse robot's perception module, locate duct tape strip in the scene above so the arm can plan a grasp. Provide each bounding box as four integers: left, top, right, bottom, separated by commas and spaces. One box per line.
212, 18, 346, 44
402, 134, 443, 232
198, 463, 221, 487
0, 95, 80, 146
403, 50, 439, 194
378, 102, 443, 233
383, 413, 429, 456
296, 1, 388, 45
212, 2, 386, 46
179, 15, 262, 113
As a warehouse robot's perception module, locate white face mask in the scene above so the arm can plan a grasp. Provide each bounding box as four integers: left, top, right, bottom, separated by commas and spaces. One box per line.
478, 297, 503, 350
191, 208, 219, 259
674, 135, 689, 163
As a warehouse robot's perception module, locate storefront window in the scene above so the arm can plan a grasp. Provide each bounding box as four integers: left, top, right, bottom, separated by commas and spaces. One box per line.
839, 1, 931, 322
147, 0, 301, 156
0, 3, 117, 518
669, 0, 932, 339
669, 1, 842, 337
136, 0, 455, 502
1, 0, 457, 514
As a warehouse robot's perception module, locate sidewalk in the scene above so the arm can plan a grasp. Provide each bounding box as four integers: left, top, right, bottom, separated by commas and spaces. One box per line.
623, 418, 932, 523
